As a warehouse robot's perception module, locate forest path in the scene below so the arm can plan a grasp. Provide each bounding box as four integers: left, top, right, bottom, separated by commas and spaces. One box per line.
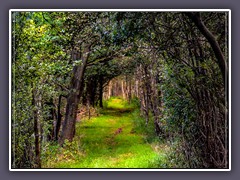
51, 97, 169, 168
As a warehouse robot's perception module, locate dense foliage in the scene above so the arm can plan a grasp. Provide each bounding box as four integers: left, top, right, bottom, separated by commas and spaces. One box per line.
11, 11, 229, 168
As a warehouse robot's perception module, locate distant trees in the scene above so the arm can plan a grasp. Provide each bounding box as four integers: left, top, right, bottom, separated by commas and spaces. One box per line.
11, 11, 229, 168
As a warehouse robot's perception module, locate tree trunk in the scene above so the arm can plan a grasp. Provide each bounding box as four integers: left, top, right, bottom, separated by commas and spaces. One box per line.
128, 78, 132, 103
55, 95, 62, 141
46, 99, 56, 141
59, 44, 91, 145
32, 89, 41, 168
121, 80, 126, 99
99, 75, 103, 108
108, 80, 112, 99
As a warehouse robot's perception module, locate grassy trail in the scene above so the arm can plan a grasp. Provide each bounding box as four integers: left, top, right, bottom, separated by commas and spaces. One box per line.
44, 97, 169, 168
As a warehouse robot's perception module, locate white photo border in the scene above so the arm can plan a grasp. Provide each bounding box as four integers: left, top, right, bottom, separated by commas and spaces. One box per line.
9, 9, 231, 171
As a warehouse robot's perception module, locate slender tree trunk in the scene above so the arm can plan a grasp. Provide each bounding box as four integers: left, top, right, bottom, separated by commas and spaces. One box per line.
32, 89, 41, 168
121, 80, 126, 99
59, 44, 91, 145
108, 81, 112, 99
135, 78, 139, 98
55, 95, 62, 141
128, 79, 132, 103
151, 91, 162, 136
152, 81, 162, 136
46, 99, 56, 141
99, 76, 103, 108
87, 97, 91, 119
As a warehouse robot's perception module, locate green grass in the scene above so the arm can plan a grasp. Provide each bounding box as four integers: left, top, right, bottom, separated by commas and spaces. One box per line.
42, 97, 170, 168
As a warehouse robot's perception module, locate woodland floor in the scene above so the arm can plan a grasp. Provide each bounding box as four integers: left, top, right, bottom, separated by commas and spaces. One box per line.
43, 97, 170, 168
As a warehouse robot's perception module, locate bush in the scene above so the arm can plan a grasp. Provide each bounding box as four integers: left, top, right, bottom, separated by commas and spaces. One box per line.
41, 139, 85, 168
131, 109, 159, 143
130, 96, 140, 108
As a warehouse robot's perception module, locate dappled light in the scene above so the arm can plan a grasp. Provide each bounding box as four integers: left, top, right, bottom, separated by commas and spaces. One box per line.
42, 97, 170, 168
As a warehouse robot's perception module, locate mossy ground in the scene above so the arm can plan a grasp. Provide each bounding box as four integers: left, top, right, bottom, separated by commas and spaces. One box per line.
42, 97, 170, 168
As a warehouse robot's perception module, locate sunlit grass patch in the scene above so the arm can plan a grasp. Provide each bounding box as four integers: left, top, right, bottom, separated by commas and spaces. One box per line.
42, 97, 171, 168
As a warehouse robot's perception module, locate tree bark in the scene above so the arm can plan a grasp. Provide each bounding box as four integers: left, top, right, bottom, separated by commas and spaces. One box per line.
128, 78, 132, 103
108, 80, 112, 99
59, 44, 91, 145
45, 99, 56, 141
121, 80, 126, 99
99, 75, 103, 108
54, 95, 62, 141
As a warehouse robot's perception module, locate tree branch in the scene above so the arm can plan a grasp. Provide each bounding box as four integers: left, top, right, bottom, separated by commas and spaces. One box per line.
184, 12, 228, 88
